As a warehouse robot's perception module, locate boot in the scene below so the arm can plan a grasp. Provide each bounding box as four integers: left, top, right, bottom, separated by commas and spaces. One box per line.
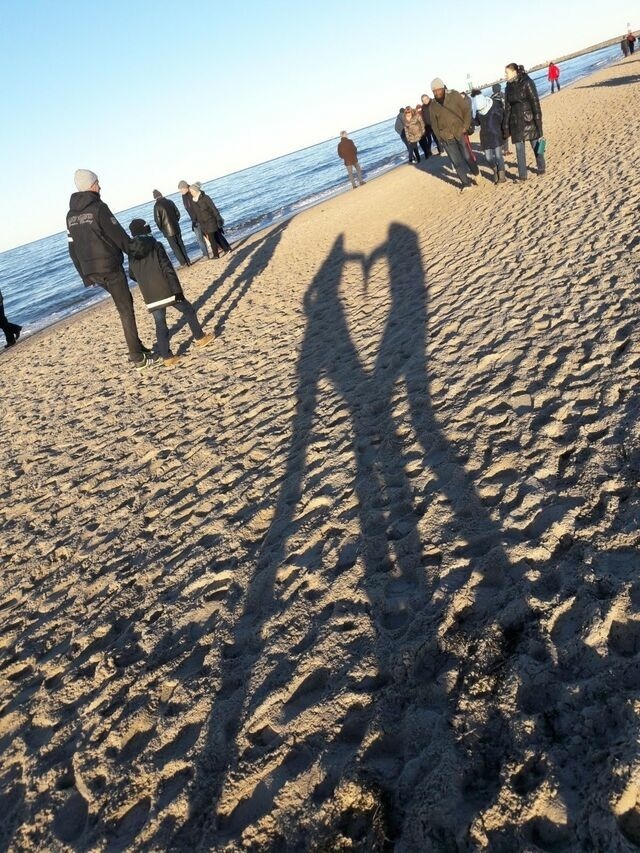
492, 165, 499, 184
536, 156, 546, 175
497, 170, 506, 183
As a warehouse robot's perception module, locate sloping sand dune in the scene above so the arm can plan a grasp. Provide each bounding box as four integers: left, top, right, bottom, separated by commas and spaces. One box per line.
1, 57, 640, 851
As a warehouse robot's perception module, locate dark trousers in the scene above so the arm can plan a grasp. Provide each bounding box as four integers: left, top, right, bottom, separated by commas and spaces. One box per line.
442, 136, 479, 187
550, 79, 560, 93
418, 135, 432, 158
400, 130, 415, 162
213, 229, 231, 253
98, 269, 145, 362
423, 125, 441, 154
151, 300, 204, 358
408, 141, 421, 162
166, 229, 190, 266
629, 40, 635, 54
0, 299, 21, 346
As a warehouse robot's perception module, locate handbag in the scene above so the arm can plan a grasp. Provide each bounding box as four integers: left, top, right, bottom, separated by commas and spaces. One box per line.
535, 138, 546, 156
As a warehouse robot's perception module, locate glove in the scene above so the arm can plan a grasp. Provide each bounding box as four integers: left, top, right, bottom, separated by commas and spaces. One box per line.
174, 291, 186, 302
535, 126, 543, 139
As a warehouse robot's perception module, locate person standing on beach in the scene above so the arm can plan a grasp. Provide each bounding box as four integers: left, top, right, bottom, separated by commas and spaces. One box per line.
503, 63, 545, 181
621, 37, 630, 57
420, 94, 442, 155
337, 131, 365, 188
188, 185, 230, 259
402, 106, 426, 164
0, 289, 21, 349
177, 180, 209, 259
491, 83, 511, 155
627, 30, 637, 54
547, 62, 561, 93
472, 93, 506, 184
152, 190, 191, 267
395, 107, 416, 163
428, 78, 479, 190
66, 170, 158, 369
127, 219, 212, 367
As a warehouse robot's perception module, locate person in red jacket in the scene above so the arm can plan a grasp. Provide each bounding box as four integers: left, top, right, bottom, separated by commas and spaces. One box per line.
548, 62, 561, 94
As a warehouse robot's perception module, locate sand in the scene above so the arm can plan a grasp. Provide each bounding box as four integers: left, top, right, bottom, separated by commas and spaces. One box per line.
1, 57, 640, 852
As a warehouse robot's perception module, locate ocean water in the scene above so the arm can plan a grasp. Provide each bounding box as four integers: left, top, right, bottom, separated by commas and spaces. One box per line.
0, 42, 623, 338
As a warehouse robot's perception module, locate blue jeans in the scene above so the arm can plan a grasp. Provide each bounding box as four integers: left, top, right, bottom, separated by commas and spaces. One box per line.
151, 299, 204, 358
484, 146, 505, 172
442, 137, 478, 187
515, 140, 545, 179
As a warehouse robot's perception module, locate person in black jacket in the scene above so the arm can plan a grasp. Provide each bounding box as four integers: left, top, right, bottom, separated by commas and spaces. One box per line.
127, 219, 212, 367
473, 93, 506, 183
152, 190, 191, 267
66, 170, 158, 369
188, 185, 232, 259
503, 64, 545, 181
177, 180, 209, 259
0, 288, 21, 349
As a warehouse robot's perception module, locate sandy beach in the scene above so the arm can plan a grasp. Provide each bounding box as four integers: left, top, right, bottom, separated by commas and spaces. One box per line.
1, 57, 640, 851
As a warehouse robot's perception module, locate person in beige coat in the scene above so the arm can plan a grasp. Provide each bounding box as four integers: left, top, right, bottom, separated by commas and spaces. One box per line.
402, 106, 425, 164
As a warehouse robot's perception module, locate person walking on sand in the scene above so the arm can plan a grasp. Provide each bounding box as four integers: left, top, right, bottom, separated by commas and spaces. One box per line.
547, 61, 561, 94
627, 30, 637, 55
428, 78, 479, 190
473, 92, 506, 184
66, 170, 159, 370
503, 63, 545, 182
153, 190, 191, 267
491, 83, 511, 155
337, 131, 365, 188
395, 107, 416, 163
402, 106, 426, 165
127, 219, 212, 368
177, 180, 209, 259
420, 94, 442, 155
0, 289, 21, 349
188, 185, 232, 259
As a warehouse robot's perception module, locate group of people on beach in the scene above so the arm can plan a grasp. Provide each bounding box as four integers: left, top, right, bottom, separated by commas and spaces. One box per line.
65, 170, 232, 370
388, 63, 546, 191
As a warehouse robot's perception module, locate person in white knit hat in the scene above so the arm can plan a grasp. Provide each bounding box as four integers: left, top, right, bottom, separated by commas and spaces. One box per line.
66, 170, 159, 369
428, 78, 479, 191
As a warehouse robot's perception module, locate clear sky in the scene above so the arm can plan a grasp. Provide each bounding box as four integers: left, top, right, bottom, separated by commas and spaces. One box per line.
0, 0, 635, 252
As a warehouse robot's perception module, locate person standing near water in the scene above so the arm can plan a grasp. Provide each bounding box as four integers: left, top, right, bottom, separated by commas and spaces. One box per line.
420, 94, 442, 155
428, 78, 479, 190
627, 30, 637, 54
547, 61, 561, 93
0, 289, 21, 349
177, 180, 209, 259
395, 107, 416, 163
503, 63, 545, 182
337, 131, 365, 188
188, 185, 231, 259
152, 190, 191, 267
66, 170, 158, 369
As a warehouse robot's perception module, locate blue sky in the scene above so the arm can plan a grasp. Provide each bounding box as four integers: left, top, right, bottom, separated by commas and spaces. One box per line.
0, 0, 636, 251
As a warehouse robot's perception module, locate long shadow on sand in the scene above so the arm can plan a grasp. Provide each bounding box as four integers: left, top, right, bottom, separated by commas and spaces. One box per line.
167, 225, 638, 849
577, 73, 640, 88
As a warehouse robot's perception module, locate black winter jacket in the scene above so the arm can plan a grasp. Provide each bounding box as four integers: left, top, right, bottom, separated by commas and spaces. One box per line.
181, 192, 198, 227
475, 99, 504, 150
503, 73, 543, 143
153, 197, 181, 237
127, 235, 183, 310
66, 192, 130, 283
191, 192, 224, 233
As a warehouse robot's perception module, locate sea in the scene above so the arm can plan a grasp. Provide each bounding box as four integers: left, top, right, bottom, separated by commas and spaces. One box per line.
0, 42, 624, 338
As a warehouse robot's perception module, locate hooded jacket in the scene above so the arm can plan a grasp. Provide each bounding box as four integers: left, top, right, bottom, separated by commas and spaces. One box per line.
503, 72, 543, 143
190, 191, 224, 234
66, 191, 131, 283
337, 137, 358, 166
403, 110, 425, 144
153, 197, 181, 237
473, 94, 504, 150
428, 90, 471, 142
127, 235, 183, 310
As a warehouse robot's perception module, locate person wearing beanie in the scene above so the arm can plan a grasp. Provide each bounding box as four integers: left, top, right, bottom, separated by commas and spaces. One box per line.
428, 79, 479, 191
152, 190, 191, 267
127, 218, 212, 368
337, 131, 365, 189
188, 185, 232, 259
66, 170, 158, 369
177, 180, 209, 259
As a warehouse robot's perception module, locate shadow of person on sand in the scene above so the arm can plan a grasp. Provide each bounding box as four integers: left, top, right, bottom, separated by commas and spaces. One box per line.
166, 224, 637, 850
168, 219, 290, 347
577, 73, 640, 88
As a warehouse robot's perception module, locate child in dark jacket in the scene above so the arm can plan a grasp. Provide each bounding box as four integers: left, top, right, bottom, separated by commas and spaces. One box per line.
128, 219, 212, 368
473, 93, 506, 184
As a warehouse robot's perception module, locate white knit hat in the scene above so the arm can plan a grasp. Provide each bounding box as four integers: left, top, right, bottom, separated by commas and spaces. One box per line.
430, 78, 445, 91
74, 169, 99, 191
